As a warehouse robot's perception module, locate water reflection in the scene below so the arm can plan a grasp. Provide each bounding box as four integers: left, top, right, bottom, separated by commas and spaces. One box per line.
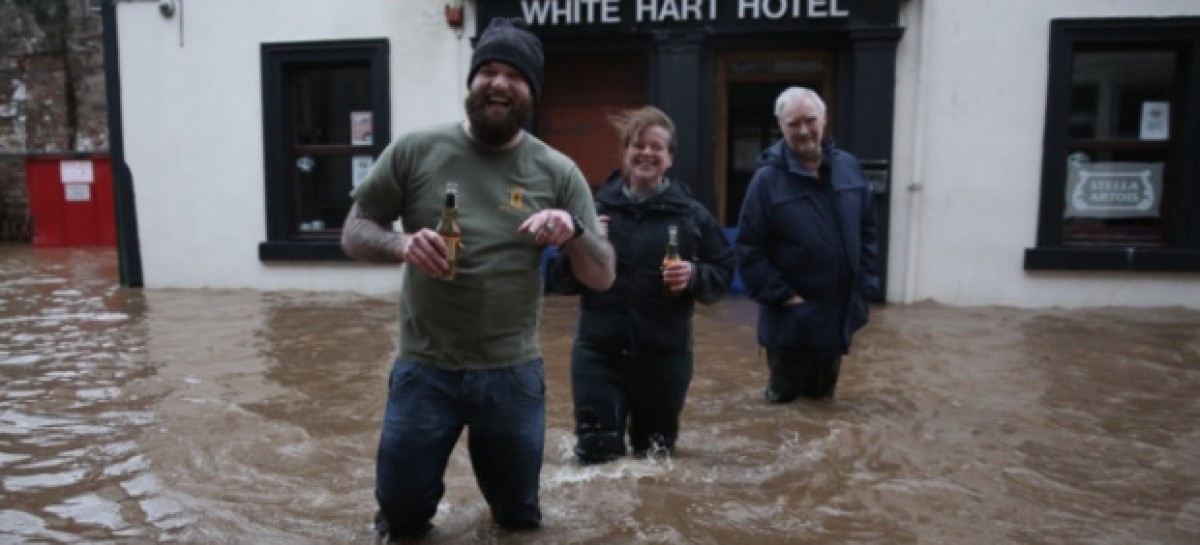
1, 245, 1198, 544
0, 247, 159, 542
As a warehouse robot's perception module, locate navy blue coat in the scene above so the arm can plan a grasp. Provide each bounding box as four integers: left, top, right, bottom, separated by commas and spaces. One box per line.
548, 172, 736, 355
735, 140, 880, 354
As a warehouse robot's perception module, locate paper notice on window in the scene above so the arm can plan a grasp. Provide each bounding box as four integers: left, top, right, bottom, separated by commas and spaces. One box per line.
351, 111, 373, 145
1139, 101, 1169, 140
352, 155, 374, 188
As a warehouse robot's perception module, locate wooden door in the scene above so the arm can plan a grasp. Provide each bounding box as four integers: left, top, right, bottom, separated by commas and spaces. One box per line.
716, 51, 834, 225
538, 52, 647, 190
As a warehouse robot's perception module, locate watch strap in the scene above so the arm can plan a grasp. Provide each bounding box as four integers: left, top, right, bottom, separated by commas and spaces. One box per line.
570, 214, 586, 240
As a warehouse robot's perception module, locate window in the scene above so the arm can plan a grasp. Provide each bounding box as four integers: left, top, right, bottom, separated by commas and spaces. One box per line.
259, 40, 389, 261
1026, 19, 1200, 272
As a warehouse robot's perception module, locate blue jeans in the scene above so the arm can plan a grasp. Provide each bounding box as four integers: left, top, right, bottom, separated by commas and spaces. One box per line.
375, 358, 545, 535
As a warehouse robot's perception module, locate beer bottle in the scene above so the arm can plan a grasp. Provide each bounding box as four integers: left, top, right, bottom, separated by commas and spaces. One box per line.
662, 224, 681, 295
435, 182, 461, 280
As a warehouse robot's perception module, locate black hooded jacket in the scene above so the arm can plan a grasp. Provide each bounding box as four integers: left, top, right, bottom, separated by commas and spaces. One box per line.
548, 172, 736, 355
734, 139, 880, 354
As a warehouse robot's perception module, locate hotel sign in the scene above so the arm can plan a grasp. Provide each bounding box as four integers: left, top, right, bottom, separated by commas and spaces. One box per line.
1065, 162, 1163, 219
476, 0, 898, 35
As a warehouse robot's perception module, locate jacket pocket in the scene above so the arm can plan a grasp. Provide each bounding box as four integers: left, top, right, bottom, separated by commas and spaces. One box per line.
503, 359, 545, 400
388, 358, 427, 395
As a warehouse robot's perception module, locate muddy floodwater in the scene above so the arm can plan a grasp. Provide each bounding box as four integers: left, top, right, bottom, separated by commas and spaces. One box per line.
2, 245, 1199, 544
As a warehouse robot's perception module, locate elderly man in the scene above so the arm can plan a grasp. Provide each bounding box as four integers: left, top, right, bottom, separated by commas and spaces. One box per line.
734, 86, 880, 403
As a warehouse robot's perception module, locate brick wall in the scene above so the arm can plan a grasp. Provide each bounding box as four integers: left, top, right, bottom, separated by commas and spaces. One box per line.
0, 0, 107, 242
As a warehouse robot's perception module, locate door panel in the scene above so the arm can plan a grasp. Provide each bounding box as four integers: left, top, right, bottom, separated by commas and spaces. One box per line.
539, 52, 647, 189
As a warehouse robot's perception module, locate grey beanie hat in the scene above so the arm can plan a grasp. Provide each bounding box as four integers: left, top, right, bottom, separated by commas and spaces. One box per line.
468, 17, 544, 102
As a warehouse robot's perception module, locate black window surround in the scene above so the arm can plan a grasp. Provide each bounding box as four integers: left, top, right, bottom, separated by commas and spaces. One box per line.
259, 39, 390, 262
1025, 18, 1200, 272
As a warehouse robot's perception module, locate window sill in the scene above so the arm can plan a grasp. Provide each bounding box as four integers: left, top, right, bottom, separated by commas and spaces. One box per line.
1024, 247, 1200, 272
259, 240, 350, 262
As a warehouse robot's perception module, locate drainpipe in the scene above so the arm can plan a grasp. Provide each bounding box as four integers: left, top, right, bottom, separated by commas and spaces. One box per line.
901, 0, 932, 304
102, 0, 144, 286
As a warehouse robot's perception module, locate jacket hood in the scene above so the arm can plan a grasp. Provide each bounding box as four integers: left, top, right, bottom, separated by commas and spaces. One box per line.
595, 169, 694, 209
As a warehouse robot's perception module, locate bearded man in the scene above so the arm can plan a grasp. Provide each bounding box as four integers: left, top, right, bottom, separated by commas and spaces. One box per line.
340, 17, 614, 540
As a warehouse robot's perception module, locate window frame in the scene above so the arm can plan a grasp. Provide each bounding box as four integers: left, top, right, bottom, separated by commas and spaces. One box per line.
1025, 18, 1200, 272
258, 39, 390, 262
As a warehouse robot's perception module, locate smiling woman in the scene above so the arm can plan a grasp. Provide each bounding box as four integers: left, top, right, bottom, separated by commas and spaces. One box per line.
546, 104, 738, 466
616, 108, 675, 196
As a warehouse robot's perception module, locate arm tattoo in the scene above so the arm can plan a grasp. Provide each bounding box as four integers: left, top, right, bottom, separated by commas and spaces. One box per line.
574, 230, 614, 265
340, 203, 406, 263
563, 229, 615, 290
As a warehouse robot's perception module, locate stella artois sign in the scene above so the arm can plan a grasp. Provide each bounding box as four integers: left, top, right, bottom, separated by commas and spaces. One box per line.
1065, 162, 1163, 219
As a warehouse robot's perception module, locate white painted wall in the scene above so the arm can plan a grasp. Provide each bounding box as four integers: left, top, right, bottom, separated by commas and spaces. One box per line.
889, 0, 1200, 308
117, 0, 472, 293
117, 0, 1200, 307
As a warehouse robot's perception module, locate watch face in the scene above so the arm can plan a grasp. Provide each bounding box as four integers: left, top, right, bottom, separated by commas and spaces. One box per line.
571, 215, 586, 239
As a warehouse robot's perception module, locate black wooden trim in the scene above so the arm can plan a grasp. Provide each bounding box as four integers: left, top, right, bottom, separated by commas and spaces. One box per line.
846, 28, 902, 304
258, 241, 351, 262
1034, 19, 1074, 247
1032, 17, 1200, 270
260, 39, 390, 245
475, 0, 902, 36
1024, 247, 1200, 272
1179, 39, 1200, 248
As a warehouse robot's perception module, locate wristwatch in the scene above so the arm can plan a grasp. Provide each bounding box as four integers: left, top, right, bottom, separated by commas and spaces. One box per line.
569, 214, 586, 240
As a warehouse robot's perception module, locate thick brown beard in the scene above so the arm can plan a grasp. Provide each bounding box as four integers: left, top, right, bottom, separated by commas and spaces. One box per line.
465, 90, 532, 147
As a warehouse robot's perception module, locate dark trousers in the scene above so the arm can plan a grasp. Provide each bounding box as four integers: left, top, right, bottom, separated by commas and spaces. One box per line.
571, 342, 693, 462
766, 350, 842, 401
374, 358, 545, 537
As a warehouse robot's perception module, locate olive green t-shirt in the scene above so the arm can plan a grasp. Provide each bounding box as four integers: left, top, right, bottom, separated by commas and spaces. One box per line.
350, 122, 598, 370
